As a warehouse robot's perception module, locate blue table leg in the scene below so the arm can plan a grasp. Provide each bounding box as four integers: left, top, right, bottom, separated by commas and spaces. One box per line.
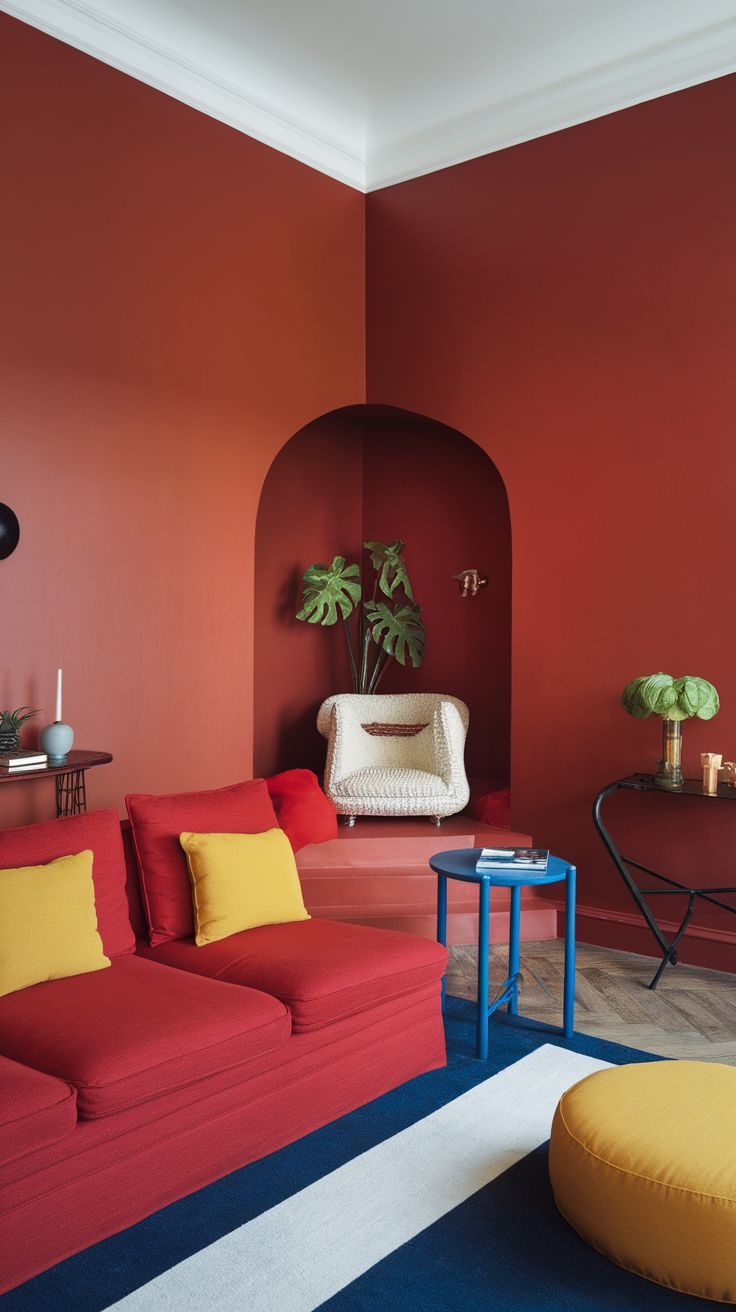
563, 865, 576, 1038
437, 873, 447, 1012
508, 885, 521, 1014
477, 877, 490, 1059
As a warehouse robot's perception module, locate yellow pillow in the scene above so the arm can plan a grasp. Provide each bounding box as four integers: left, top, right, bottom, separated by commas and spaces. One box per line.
0, 850, 111, 998
180, 829, 311, 946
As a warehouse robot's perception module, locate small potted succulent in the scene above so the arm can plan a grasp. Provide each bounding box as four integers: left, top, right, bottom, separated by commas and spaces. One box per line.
621, 673, 719, 789
0, 706, 39, 754
296, 540, 425, 693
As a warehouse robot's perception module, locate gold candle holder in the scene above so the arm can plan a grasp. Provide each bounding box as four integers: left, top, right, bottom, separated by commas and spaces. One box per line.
701, 752, 723, 795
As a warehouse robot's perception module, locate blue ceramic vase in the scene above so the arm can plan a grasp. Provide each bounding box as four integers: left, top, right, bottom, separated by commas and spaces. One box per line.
40, 721, 74, 764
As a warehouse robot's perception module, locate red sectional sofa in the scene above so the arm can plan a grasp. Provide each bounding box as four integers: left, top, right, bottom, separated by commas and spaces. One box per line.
0, 791, 448, 1295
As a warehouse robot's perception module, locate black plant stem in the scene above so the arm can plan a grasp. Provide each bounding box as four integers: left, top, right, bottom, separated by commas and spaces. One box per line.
368, 650, 393, 694
359, 628, 372, 694
343, 617, 359, 693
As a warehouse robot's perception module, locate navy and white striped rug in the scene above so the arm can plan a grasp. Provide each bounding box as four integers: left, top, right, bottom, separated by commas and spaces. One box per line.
3, 1000, 707, 1311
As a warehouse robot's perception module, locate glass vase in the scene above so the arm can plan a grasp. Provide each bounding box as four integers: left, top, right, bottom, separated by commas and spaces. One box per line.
655, 718, 683, 789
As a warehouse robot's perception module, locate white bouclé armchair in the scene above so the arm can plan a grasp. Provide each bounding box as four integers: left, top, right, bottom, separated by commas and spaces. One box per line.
317, 693, 470, 825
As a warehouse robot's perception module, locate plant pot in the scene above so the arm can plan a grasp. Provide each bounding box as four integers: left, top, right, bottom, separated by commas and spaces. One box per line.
0, 730, 20, 754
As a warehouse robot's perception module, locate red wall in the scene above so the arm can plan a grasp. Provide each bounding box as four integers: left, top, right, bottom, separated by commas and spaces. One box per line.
366, 76, 736, 966
253, 405, 511, 783
253, 411, 364, 778
0, 14, 365, 827
5, 10, 736, 968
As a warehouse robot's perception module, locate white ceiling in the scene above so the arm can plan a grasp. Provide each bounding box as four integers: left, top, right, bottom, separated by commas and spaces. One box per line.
5, 0, 736, 190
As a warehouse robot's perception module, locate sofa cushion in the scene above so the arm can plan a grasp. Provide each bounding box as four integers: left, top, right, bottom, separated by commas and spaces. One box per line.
0, 851, 110, 998
0, 1053, 77, 1168
126, 779, 279, 947
0, 809, 135, 956
0, 954, 290, 1118
266, 769, 338, 852
137, 918, 449, 1033
331, 768, 450, 799
181, 829, 310, 945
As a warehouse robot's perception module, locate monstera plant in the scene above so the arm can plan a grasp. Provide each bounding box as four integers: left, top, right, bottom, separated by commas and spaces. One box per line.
296, 540, 425, 694
621, 673, 719, 788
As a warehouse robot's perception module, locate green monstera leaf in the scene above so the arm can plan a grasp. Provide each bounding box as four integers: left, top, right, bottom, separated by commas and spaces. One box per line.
622, 673, 719, 721
364, 600, 426, 667
364, 540, 414, 601
296, 557, 361, 626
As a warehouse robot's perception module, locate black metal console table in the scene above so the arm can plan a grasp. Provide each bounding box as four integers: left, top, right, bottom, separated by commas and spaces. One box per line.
593, 774, 736, 989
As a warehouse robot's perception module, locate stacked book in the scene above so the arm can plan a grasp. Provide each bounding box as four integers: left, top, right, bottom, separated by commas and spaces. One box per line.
0, 749, 49, 773
475, 846, 549, 872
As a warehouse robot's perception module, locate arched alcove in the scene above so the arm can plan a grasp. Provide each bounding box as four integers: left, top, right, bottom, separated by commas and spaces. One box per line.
254, 405, 511, 790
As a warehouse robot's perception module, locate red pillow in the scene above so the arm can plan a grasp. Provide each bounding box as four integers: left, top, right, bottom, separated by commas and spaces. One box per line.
466, 782, 511, 830
126, 779, 279, 947
266, 770, 337, 852
0, 809, 135, 957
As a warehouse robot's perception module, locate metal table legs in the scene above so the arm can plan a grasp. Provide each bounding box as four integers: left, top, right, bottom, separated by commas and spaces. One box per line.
438, 866, 576, 1058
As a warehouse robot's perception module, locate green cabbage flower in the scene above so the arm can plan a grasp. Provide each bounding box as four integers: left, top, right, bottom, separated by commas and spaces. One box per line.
621, 673, 719, 722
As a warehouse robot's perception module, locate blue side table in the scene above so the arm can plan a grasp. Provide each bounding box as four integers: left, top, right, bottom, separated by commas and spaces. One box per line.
430, 849, 576, 1059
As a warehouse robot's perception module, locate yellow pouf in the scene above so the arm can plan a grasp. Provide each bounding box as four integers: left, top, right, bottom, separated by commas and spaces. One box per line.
549, 1061, 736, 1303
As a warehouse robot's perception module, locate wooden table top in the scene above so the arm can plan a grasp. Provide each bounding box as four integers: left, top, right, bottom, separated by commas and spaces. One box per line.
0, 749, 112, 784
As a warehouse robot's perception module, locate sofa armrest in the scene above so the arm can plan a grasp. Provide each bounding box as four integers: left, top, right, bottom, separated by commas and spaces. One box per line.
431, 701, 470, 797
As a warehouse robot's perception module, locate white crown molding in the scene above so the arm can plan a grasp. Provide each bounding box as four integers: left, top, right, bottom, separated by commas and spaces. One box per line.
0, 0, 365, 189
367, 16, 736, 190
4, 0, 736, 194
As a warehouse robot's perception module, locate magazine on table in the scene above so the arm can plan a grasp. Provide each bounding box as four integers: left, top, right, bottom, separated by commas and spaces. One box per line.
475, 846, 549, 872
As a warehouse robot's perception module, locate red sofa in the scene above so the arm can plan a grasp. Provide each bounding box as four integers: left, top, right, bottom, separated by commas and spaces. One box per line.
0, 798, 448, 1295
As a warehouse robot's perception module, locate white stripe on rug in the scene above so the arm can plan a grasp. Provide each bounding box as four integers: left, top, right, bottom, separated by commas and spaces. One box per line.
106, 1043, 610, 1312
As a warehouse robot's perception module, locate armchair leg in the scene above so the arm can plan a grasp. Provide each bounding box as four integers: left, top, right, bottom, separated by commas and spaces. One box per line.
431, 816, 442, 827
344, 815, 357, 827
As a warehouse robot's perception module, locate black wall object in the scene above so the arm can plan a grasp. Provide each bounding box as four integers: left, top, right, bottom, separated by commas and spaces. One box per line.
0, 505, 20, 559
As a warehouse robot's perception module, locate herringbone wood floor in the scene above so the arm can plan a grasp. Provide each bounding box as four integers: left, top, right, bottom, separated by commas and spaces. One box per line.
446, 940, 736, 1064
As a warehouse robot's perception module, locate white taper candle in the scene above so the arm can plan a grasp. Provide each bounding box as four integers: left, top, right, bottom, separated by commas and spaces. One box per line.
56, 669, 62, 723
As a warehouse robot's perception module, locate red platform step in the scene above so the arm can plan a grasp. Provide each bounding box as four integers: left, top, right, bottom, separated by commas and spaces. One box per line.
296, 815, 557, 945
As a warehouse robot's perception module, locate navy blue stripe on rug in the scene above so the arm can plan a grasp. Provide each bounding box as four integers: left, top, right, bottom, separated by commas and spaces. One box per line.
0, 999, 667, 1312
318, 1143, 712, 1311
102, 1044, 609, 1310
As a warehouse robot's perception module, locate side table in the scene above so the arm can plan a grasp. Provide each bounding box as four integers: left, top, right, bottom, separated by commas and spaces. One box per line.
430, 848, 576, 1059
0, 750, 113, 818
593, 774, 736, 989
